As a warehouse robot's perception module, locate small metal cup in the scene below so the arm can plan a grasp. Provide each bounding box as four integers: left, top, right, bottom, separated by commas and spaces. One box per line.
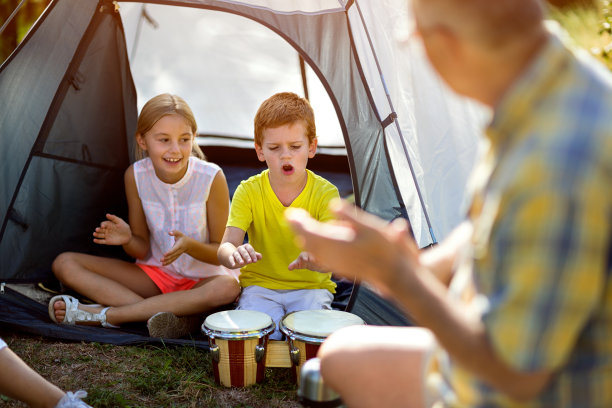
297, 358, 343, 408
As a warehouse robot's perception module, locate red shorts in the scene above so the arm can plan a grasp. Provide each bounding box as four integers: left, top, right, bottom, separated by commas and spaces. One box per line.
137, 264, 202, 294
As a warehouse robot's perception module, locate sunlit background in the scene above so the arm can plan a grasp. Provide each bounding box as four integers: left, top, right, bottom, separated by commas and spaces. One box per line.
119, 3, 344, 151
3, 0, 608, 150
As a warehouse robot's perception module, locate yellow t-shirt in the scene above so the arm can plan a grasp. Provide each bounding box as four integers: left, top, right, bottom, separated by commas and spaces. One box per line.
227, 169, 338, 292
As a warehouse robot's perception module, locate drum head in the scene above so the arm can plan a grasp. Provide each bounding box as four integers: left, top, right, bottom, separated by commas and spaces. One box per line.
281, 310, 364, 338
204, 310, 273, 332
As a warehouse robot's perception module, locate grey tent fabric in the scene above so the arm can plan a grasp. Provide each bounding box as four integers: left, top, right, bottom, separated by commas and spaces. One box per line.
1, 0, 98, 226
148, 0, 405, 220
0, 285, 210, 347
348, 285, 412, 326
0, 0, 137, 282
0, 0, 403, 279
0, 0, 482, 343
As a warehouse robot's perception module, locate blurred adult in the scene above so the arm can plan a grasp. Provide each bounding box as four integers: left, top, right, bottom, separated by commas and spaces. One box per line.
286, 0, 612, 406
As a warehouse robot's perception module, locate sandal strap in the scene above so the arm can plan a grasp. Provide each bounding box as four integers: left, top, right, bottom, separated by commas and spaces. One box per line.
52, 295, 118, 328
100, 307, 119, 329
54, 390, 92, 408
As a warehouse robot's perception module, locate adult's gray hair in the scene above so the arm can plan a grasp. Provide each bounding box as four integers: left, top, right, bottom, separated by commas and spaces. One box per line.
412, 0, 545, 49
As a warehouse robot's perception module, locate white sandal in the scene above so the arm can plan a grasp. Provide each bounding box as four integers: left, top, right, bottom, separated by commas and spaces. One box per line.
48, 295, 118, 328
54, 390, 93, 408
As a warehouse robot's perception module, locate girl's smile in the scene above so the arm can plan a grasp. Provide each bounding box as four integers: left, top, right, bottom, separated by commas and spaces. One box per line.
136, 114, 195, 184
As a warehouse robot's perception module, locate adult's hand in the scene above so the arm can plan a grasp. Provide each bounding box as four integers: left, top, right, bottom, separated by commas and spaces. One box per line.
288, 251, 327, 272
285, 199, 420, 295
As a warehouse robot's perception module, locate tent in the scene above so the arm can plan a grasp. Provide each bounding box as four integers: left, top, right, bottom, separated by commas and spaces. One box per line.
0, 0, 485, 345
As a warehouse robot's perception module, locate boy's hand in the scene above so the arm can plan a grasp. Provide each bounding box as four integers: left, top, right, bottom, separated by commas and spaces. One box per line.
288, 251, 326, 272
93, 214, 132, 246
161, 230, 191, 265
228, 244, 262, 269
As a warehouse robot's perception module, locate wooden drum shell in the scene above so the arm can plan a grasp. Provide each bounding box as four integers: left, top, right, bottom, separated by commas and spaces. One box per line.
203, 310, 275, 388
287, 337, 324, 385
280, 310, 365, 385
209, 336, 269, 387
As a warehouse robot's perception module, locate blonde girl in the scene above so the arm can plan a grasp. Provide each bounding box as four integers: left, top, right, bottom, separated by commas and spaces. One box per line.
49, 94, 240, 338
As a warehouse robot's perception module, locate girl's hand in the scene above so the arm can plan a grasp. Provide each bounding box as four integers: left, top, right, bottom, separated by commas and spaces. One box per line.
161, 230, 191, 265
228, 244, 262, 269
288, 251, 325, 272
93, 214, 132, 246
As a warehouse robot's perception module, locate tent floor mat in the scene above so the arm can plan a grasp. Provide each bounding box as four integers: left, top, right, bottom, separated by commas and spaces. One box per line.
0, 284, 210, 348
0, 279, 354, 347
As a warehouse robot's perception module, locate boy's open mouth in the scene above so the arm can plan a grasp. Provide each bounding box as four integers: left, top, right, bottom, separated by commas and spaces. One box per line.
282, 164, 293, 172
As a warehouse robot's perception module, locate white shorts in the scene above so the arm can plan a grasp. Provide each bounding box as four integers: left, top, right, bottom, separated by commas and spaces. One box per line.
237, 286, 333, 340
0, 337, 6, 351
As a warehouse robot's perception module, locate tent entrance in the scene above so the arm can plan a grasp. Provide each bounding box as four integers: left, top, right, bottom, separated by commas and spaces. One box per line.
2, 0, 487, 344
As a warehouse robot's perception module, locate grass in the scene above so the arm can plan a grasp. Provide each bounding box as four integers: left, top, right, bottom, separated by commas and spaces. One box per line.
0, 331, 300, 408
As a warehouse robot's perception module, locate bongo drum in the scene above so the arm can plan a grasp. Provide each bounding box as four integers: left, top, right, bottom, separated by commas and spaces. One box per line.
202, 310, 275, 387
280, 310, 365, 384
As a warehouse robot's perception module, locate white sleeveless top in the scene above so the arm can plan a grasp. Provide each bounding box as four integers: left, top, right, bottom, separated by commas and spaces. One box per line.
133, 156, 227, 279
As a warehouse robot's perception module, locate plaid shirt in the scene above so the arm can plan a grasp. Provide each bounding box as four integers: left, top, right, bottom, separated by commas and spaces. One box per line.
439, 28, 612, 407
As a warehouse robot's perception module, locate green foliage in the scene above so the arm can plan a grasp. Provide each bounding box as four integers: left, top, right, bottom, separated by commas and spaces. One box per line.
599, 0, 612, 60
0, 0, 51, 63
549, 0, 612, 71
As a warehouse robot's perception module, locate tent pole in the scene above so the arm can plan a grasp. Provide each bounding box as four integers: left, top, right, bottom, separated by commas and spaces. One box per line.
130, 4, 158, 62
299, 55, 309, 101
130, 5, 145, 61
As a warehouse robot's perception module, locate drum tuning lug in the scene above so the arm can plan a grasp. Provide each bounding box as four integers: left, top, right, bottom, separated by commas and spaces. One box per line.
209, 344, 220, 363
290, 346, 301, 366
255, 344, 265, 363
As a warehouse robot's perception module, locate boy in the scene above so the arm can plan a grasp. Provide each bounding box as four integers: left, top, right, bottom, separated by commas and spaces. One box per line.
217, 92, 339, 339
